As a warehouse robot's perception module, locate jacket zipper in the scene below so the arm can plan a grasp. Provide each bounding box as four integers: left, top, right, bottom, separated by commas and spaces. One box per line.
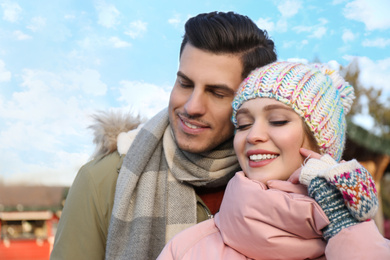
200, 202, 214, 219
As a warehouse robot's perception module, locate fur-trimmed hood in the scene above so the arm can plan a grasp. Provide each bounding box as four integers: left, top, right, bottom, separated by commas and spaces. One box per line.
89, 110, 144, 159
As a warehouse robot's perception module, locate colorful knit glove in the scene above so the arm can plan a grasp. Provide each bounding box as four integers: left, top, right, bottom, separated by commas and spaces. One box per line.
300, 154, 378, 221
308, 177, 359, 240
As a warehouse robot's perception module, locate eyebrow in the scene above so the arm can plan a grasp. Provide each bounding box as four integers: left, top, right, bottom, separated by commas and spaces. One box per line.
177, 71, 236, 95
235, 108, 250, 117
235, 103, 294, 117
177, 71, 192, 83
263, 104, 294, 112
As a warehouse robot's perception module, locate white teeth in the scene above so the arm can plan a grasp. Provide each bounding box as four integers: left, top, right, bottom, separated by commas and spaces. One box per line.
249, 154, 278, 161
184, 121, 200, 129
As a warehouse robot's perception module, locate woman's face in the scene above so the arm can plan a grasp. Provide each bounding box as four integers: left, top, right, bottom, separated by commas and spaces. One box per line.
233, 98, 313, 184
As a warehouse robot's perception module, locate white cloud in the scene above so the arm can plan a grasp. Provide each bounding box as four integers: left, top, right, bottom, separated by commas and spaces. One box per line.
13, 30, 31, 40
1, 1, 22, 22
282, 40, 294, 49
0, 59, 11, 82
0, 67, 111, 185
342, 29, 356, 43
256, 17, 275, 33
344, 0, 390, 30
109, 36, 131, 48
276, 0, 302, 18
168, 14, 182, 28
327, 60, 342, 71
332, 0, 348, 4
168, 13, 191, 29
275, 19, 288, 33
344, 56, 390, 92
78, 36, 96, 49
125, 20, 147, 39
117, 81, 171, 119
281, 39, 308, 50
64, 14, 76, 20
78, 35, 131, 50
362, 38, 390, 48
352, 112, 376, 131
311, 26, 327, 39
64, 69, 107, 95
293, 19, 328, 39
95, 1, 120, 28
27, 16, 46, 32
256, 16, 289, 33
0, 68, 107, 122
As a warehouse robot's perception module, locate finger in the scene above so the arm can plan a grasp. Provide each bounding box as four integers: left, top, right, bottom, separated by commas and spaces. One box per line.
288, 167, 302, 184
300, 147, 322, 160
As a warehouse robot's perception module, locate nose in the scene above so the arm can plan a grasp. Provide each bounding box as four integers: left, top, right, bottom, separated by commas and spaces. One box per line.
184, 88, 207, 116
246, 123, 268, 144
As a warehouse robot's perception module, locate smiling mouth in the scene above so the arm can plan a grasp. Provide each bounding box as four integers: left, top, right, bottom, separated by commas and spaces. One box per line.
183, 121, 201, 129
178, 113, 209, 130
249, 154, 279, 162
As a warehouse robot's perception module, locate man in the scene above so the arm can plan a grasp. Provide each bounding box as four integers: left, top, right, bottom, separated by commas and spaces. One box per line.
50, 11, 277, 260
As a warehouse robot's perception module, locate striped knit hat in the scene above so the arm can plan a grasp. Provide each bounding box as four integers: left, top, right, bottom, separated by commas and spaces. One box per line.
231, 61, 355, 161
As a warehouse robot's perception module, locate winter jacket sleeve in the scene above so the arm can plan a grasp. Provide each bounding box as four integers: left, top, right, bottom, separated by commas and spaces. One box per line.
325, 220, 390, 259
300, 155, 390, 258
50, 151, 122, 260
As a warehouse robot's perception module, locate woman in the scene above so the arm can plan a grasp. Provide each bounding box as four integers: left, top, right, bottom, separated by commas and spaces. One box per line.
157, 61, 390, 259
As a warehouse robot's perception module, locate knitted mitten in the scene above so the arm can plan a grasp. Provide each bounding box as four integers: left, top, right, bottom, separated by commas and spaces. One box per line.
300, 154, 378, 221
308, 177, 359, 240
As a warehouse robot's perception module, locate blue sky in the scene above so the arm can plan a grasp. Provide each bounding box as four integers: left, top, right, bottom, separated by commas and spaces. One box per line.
1, 0, 389, 186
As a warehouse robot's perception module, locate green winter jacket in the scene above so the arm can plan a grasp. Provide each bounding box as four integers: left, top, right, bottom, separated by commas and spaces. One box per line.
50, 151, 212, 260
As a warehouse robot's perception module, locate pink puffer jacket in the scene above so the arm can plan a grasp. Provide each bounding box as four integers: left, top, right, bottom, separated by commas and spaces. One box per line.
158, 172, 390, 260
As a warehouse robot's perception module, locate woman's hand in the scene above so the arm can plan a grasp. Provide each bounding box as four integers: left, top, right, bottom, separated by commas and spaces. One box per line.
289, 148, 322, 184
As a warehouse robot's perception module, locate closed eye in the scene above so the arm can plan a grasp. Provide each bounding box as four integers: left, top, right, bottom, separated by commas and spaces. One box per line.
270, 120, 289, 126
176, 72, 194, 89
209, 90, 225, 99
236, 124, 252, 130
179, 82, 193, 88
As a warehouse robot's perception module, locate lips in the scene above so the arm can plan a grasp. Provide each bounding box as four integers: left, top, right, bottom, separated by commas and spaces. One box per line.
178, 114, 210, 134
183, 120, 201, 129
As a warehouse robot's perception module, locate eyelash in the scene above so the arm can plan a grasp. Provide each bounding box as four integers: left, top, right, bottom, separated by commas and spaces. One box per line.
236, 120, 289, 130
236, 124, 252, 130
211, 91, 225, 99
270, 120, 289, 126
179, 81, 226, 98
179, 81, 193, 88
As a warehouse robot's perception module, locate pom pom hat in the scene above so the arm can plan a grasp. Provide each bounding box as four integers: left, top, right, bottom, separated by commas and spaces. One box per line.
232, 61, 355, 161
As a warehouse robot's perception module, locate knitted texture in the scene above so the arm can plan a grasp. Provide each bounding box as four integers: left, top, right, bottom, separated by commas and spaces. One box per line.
300, 154, 378, 221
231, 61, 355, 161
308, 177, 359, 240
105, 109, 239, 259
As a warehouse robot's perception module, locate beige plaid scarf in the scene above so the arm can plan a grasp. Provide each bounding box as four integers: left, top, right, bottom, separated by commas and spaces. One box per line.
105, 108, 239, 259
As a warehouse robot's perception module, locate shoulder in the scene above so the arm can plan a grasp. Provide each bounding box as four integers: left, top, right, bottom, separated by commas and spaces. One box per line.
82, 151, 123, 178
66, 151, 122, 213
63, 151, 123, 225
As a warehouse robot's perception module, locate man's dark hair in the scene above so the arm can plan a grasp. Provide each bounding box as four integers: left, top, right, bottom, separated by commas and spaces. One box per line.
180, 11, 277, 79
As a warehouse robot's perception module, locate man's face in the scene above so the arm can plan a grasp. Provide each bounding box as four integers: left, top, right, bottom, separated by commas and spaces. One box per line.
168, 44, 243, 153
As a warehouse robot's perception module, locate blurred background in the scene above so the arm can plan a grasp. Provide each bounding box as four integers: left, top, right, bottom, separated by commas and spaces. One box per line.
0, 0, 389, 259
